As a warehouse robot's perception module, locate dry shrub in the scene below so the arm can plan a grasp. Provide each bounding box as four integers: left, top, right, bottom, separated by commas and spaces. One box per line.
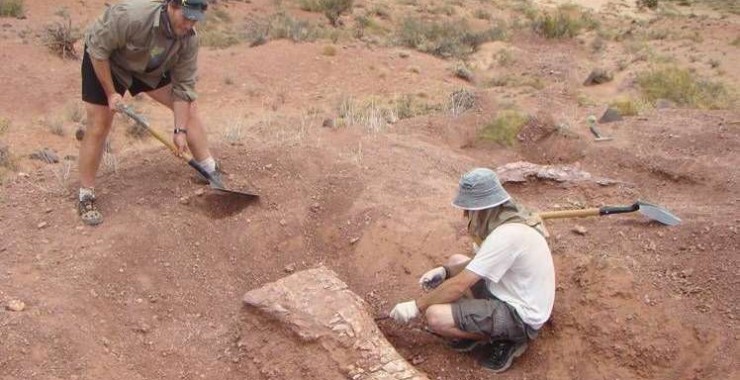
42, 15, 80, 59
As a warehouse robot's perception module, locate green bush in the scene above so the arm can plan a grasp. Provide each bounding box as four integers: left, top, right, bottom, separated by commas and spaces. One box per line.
0, 0, 24, 18
533, 5, 597, 39
301, 0, 353, 27
480, 110, 529, 146
637, 66, 734, 109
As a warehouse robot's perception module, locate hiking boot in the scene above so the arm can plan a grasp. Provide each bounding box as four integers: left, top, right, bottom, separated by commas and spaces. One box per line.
447, 339, 487, 353
480, 340, 528, 373
78, 196, 103, 226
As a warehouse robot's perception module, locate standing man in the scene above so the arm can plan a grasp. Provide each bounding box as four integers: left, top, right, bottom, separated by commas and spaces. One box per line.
388, 168, 555, 373
79, 0, 216, 225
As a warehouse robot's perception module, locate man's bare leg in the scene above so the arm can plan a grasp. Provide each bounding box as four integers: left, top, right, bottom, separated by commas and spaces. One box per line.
79, 102, 114, 189
425, 304, 488, 340
77, 102, 113, 225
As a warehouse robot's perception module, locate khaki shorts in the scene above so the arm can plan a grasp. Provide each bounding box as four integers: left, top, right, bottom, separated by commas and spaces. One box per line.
451, 281, 535, 342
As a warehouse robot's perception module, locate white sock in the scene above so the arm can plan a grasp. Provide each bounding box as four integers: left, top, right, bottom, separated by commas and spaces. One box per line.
79, 187, 95, 202
198, 156, 217, 173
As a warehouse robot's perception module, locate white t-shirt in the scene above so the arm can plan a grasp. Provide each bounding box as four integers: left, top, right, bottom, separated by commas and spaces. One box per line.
466, 223, 555, 329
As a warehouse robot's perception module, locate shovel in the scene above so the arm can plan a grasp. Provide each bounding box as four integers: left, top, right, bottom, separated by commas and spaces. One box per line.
537, 200, 680, 226
117, 104, 259, 199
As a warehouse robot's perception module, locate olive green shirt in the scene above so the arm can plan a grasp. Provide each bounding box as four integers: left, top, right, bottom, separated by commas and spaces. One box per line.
85, 0, 199, 101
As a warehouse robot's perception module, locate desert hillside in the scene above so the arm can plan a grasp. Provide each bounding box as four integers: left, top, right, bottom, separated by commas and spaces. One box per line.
0, 0, 738, 379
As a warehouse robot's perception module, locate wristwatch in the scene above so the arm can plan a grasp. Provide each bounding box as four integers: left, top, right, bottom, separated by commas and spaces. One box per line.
173, 127, 187, 134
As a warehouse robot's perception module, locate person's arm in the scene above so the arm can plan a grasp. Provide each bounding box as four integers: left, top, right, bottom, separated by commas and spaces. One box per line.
416, 269, 481, 312
86, 4, 130, 110
172, 100, 190, 155
90, 58, 122, 110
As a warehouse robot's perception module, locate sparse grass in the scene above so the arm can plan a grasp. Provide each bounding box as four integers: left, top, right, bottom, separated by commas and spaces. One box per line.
532, 5, 597, 39
496, 49, 516, 66
453, 62, 474, 82
484, 74, 544, 90
322, 45, 337, 56
609, 97, 652, 116
474, 9, 492, 20
0, 0, 24, 18
0, 144, 14, 170
65, 102, 85, 123
245, 12, 322, 45
396, 17, 508, 59
198, 6, 242, 48
0, 117, 9, 135
337, 94, 439, 131
637, 66, 734, 109
42, 13, 80, 59
45, 118, 65, 136
732, 36, 740, 47
222, 118, 246, 145
480, 110, 529, 146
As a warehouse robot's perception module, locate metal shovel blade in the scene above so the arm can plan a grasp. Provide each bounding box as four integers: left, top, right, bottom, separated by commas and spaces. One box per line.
637, 200, 681, 226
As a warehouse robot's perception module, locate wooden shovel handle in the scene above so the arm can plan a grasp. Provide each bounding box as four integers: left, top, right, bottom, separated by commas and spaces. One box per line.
538, 208, 601, 219
117, 104, 194, 161
116, 105, 220, 186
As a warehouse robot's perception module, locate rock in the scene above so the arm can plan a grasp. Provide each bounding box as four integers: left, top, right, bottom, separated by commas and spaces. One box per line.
310, 202, 321, 212
243, 267, 430, 380
349, 237, 360, 245
284, 263, 296, 273
194, 188, 205, 196
399, 51, 410, 58
573, 225, 588, 235
29, 148, 59, 164
279, 219, 287, 226
37, 222, 48, 229
322, 118, 336, 128
599, 107, 623, 124
496, 161, 618, 185
75, 127, 85, 141
583, 68, 613, 86
179, 196, 190, 205
6, 299, 25, 312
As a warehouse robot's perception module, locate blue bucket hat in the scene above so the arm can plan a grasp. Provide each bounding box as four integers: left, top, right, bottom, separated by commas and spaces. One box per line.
452, 168, 511, 210
173, 0, 208, 22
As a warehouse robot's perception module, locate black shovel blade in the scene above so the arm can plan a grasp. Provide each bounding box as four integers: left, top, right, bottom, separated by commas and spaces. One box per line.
210, 184, 260, 198
637, 200, 681, 226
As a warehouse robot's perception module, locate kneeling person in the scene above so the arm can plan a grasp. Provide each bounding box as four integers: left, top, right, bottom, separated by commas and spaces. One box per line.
389, 168, 555, 373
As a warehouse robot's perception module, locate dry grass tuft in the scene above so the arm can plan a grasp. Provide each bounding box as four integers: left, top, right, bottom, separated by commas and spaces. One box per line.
42, 11, 80, 59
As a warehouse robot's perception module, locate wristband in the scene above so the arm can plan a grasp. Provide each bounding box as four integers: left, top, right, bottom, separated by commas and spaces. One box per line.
174, 128, 187, 135
442, 265, 451, 279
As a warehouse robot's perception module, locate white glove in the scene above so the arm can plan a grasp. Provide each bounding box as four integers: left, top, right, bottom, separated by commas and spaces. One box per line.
419, 266, 447, 290
390, 300, 420, 323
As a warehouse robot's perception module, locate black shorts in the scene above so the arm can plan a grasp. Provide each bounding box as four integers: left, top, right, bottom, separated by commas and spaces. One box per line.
81, 47, 171, 106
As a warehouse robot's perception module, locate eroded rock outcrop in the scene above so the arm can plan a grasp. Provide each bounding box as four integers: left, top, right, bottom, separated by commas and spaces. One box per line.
243, 267, 429, 380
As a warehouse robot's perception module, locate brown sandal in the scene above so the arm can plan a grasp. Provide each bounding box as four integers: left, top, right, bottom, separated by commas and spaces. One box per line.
79, 197, 103, 226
